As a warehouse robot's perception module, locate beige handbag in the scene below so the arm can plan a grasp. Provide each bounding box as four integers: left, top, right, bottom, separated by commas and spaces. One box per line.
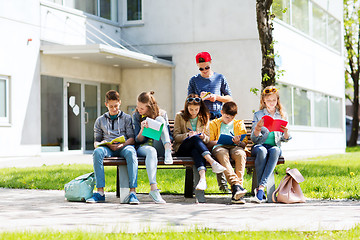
272, 168, 306, 203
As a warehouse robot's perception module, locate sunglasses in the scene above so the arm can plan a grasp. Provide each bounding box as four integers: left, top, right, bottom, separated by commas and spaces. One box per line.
263, 88, 278, 94
199, 66, 210, 71
187, 97, 201, 103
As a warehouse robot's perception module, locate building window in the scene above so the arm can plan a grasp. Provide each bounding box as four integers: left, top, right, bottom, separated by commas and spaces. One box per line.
292, 0, 309, 34
41, 76, 64, 152
273, 0, 290, 24
329, 96, 342, 128
0, 76, 9, 125
127, 0, 142, 21
273, 0, 341, 52
277, 83, 343, 129
314, 92, 328, 127
64, 0, 118, 22
312, 3, 327, 44
278, 84, 293, 124
293, 87, 311, 126
328, 14, 341, 51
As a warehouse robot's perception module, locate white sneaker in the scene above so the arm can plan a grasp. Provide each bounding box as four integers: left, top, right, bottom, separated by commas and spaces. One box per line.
164, 150, 173, 164
211, 161, 226, 173
195, 179, 207, 190
149, 189, 166, 204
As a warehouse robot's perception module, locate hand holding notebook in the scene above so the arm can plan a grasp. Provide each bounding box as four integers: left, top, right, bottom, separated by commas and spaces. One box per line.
142, 117, 164, 141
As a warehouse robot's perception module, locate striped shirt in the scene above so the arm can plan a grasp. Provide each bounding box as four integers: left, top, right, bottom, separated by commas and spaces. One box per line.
188, 72, 231, 112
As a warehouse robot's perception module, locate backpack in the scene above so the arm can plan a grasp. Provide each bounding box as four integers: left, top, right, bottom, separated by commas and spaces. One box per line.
272, 168, 306, 204
64, 172, 95, 202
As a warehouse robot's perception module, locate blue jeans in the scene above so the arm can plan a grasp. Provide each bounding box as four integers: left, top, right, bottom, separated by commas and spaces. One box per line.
176, 135, 211, 171
93, 145, 138, 189
252, 144, 282, 187
137, 145, 158, 185
136, 116, 171, 185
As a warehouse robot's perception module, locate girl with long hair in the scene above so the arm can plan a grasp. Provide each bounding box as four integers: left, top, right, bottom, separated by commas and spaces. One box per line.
250, 86, 291, 203
173, 94, 226, 191
133, 91, 173, 204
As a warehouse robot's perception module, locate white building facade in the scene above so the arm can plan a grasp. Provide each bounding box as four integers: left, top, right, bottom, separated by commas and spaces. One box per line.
0, 0, 345, 158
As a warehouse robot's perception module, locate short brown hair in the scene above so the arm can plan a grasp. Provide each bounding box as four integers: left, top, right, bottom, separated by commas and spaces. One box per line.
105, 90, 120, 102
222, 101, 237, 116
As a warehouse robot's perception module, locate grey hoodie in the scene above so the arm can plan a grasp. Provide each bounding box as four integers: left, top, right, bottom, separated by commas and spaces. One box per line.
94, 111, 135, 143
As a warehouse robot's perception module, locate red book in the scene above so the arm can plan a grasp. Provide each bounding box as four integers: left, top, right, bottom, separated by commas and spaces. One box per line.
262, 115, 288, 132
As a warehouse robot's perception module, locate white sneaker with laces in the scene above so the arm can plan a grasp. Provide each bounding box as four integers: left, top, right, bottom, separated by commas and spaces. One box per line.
149, 189, 166, 204
195, 179, 207, 190
164, 150, 173, 164
211, 161, 226, 173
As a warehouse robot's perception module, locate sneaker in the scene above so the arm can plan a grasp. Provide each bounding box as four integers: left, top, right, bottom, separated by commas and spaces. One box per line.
231, 196, 246, 204
250, 188, 266, 203
128, 192, 140, 205
211, 161, 226, 173
231, 184, 247, 201
195, 179, 207, 191
86, 192, 105, 203
149, 189, 166, 204
164, 150, 173, 164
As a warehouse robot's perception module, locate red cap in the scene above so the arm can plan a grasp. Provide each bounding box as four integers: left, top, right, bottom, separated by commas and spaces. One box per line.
196, 52, 211, 63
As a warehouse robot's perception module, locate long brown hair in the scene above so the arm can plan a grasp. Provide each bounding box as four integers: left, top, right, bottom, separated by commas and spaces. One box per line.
137, 91, 159, 119
181, 94, 210, 125
260, 86, 286, 119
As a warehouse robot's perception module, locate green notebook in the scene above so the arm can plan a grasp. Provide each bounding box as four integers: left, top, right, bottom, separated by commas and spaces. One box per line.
142, 118, 164, 141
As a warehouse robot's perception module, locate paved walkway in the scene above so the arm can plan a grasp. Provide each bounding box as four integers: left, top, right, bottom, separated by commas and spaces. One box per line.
0, 154, 360, 233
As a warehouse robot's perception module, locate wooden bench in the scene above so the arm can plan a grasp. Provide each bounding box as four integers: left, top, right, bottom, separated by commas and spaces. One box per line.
103, 120, 285, 203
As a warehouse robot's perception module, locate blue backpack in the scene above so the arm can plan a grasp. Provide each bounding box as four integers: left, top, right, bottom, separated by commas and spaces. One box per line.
64, 172, 95, 202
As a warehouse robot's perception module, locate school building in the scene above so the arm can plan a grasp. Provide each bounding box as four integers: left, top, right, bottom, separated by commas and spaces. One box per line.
0, 0, 345, 158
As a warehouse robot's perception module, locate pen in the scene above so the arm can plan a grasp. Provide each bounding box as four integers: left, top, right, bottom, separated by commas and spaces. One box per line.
230, 132, 234, 136
187, 128, 192, 131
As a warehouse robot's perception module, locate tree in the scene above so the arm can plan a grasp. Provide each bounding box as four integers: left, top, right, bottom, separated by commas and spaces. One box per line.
344, 0, 360, 146
256, 0, 276, 89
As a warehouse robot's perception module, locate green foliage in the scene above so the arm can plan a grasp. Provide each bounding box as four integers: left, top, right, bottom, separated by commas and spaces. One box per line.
1, 225, 360, 239
250, 88, 260, 96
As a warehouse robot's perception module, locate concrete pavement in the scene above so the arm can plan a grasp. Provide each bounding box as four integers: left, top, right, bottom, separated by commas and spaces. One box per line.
0, 154, 360, 233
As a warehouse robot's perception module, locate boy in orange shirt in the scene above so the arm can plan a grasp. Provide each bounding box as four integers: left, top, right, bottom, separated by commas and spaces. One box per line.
209, 101, 248, 204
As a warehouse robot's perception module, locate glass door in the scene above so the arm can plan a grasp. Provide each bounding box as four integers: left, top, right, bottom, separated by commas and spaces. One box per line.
84, 84, 98, 152
66, 80, 100, 152
67, 82, 82, 150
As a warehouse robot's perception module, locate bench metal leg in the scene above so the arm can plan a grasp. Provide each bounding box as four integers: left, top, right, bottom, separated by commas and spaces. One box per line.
251, 167, 276, 203
116, 166, 120, 198
118, 165, 130, 203
251, 168, 257, 194
193, 165, 206, 203
184, 166, 194, 198
266, 171, 275, 203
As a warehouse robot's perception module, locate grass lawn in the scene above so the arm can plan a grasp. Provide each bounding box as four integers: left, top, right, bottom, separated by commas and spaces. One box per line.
0, 151, 359, 200
1, 225, 360, 239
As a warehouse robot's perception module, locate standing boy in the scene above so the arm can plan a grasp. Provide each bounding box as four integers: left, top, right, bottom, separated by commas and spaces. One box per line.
209, 101, 248, 204
86, 90, 139, 204
188, 51, 233, 192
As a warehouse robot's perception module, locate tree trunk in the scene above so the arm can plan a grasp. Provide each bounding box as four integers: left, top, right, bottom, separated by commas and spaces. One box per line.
349, 75, 359, 146
256, 0, 276, 89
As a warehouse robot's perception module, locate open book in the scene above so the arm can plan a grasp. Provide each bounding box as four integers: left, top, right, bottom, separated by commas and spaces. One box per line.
98, 136, 125, 146
262, 115, 288, 132
217, 134, 246, 145
142, 117, 164, 141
